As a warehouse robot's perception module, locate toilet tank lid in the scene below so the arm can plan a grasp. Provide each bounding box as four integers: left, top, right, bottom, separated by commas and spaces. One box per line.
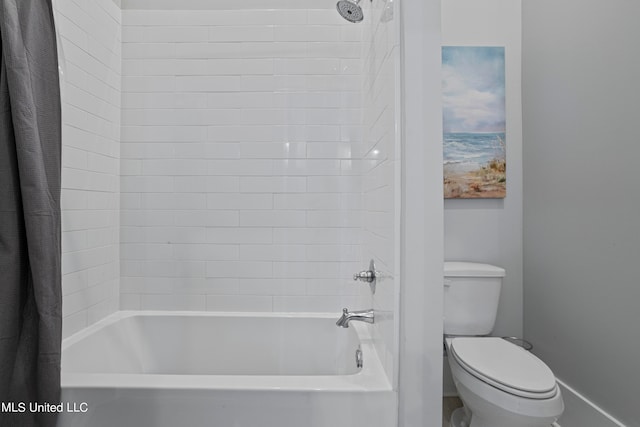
444, 262, 505, 277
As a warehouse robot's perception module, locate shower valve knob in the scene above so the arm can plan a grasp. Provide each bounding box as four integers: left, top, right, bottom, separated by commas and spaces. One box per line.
353, 270, 375, 282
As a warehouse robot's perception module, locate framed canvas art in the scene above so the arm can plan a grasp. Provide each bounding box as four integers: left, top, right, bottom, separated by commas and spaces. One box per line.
442, 46, 506, 199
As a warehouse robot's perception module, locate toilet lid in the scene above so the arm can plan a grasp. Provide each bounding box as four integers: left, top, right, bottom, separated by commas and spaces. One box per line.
450, 337, 557, 399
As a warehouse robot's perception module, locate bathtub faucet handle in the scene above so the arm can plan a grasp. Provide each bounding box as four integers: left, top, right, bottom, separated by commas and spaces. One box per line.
353, 259, 378, 283
353, 270, 375, 282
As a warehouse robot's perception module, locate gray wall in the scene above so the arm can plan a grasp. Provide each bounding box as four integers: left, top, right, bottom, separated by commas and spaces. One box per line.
522, 2, 640, 426
443, 0, 523, 339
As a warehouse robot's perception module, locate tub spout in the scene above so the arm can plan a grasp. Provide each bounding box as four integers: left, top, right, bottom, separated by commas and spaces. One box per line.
336, 308, 374, 328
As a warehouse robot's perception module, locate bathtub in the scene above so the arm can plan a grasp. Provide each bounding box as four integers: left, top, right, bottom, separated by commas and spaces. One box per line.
58, 311, 395, 427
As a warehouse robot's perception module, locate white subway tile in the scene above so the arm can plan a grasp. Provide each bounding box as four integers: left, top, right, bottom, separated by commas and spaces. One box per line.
131, 27, 209, 43
273, 193, 341, 210
178, 278, 238, 295
207, 159, 274, 176
62, 189, 89, 210
206, 193, 272, 210
120, 210, 173, 226
121, 277, 174, 294
87, 228, 118, 247
62, 269, 89, 295
274, 227, 360, 244
239, 245, 307, 262
173, 244, 239, 261
242, 42, 308, 59
306, 278, 361, 296
175, 76, 241, 92
340, 25, 363, 42
272, 261, 359, 279
123, 10, 241, 26
273, 159, 342, 176
239, 176, 306, 193
121, 226, 208, 244
122, 126, 207, 142
203, 143, 241, 159
120, 194, 141, 210
122, 43, 177, 59
274, 25, 339, 42
205, 261, 272, 278
239, 142, 306, 159
122, 58, 175, 75
244, 10, 309, 25
122, 92, 208, 109
122, 75, 175, 92
205, 295, 273, 312
62, 146, 89, 170
307, 175, 361, 193
118, 293, 140, 310
62, 310, 88, 339
171, 176, 235, 193
239, 210, 306, 227
238, 279, 306, 296
209, 26, 275, 42
205, 227, 273, 244
173, 210, 239, 227
140, 294, 206, 310
140, 193, 207, 210
306, 245, 360, 262
174, 261, 207, 277
121, 176, 174, 192
272, 295, 365, 312
306, 210, 362, 228
123, 108, 240, 126
307, 10, 341, 25
306, 142, 355, 158
121, 243, 173, 260
274, 58, 340, 75
87, 296, 119, 324
142, 159, 208, 176
87, 192, 119, 210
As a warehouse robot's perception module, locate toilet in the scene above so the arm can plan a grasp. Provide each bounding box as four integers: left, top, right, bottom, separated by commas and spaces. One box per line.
444, 262, 564, 427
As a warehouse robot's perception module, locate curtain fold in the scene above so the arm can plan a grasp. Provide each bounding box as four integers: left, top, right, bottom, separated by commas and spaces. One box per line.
0, 0, 62, 426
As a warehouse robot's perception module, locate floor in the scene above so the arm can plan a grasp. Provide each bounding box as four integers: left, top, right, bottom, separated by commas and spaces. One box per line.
442, 397, 463, 427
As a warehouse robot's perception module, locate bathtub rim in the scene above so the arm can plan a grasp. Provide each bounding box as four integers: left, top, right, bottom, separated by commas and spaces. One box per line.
61, 310, 392, 392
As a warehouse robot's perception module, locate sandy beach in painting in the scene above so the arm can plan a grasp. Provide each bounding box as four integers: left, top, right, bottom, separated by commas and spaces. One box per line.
443, 132, 506, 199
444, 158, 506, 198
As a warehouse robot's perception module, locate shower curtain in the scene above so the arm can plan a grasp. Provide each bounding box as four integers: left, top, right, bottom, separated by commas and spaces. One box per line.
0, 0, 62, 426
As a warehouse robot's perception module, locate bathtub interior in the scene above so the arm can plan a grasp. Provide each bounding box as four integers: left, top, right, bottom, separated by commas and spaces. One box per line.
62, 311, 363, 376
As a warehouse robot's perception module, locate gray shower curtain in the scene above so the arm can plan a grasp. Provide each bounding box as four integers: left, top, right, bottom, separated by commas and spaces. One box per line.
0, 0, 62, 426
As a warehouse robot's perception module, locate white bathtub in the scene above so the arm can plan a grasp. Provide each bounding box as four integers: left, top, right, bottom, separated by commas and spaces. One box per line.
58, 311, 395, 427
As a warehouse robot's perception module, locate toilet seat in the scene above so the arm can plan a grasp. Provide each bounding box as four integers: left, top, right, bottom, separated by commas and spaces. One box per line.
449, 337, 558, 399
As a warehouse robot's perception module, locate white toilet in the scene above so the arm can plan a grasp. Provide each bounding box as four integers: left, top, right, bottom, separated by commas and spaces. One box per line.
444, 262, 564, 427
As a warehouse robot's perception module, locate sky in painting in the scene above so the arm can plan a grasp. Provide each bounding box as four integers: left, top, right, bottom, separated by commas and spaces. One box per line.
442, 46, 505, 133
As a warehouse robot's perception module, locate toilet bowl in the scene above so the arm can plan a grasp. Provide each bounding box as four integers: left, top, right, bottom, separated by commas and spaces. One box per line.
445, 337, 564, 427
443, 262, 564, 427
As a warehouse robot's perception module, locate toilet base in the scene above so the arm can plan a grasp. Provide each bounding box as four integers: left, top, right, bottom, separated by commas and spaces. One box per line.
449, 407, 470, 427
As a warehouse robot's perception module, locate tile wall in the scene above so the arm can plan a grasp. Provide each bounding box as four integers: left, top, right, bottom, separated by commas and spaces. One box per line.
119, 7, 371, 312
55, 0, 122, 338
360, 0, 400, 384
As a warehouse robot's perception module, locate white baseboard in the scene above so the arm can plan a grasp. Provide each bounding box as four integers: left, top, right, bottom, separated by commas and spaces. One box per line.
556, 379, 626, 427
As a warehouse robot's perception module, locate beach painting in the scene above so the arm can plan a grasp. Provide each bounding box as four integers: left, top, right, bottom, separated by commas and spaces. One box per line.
442, 46, 506, 199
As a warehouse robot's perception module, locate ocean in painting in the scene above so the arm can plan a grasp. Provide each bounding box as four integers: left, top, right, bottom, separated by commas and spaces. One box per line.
444, 132, 506, 171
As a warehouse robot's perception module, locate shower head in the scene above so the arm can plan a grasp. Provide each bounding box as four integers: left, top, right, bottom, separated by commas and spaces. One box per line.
336, 0, 364, 23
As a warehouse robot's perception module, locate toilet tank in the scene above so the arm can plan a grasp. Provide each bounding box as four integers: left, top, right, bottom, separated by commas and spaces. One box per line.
443, 262, 505, 336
